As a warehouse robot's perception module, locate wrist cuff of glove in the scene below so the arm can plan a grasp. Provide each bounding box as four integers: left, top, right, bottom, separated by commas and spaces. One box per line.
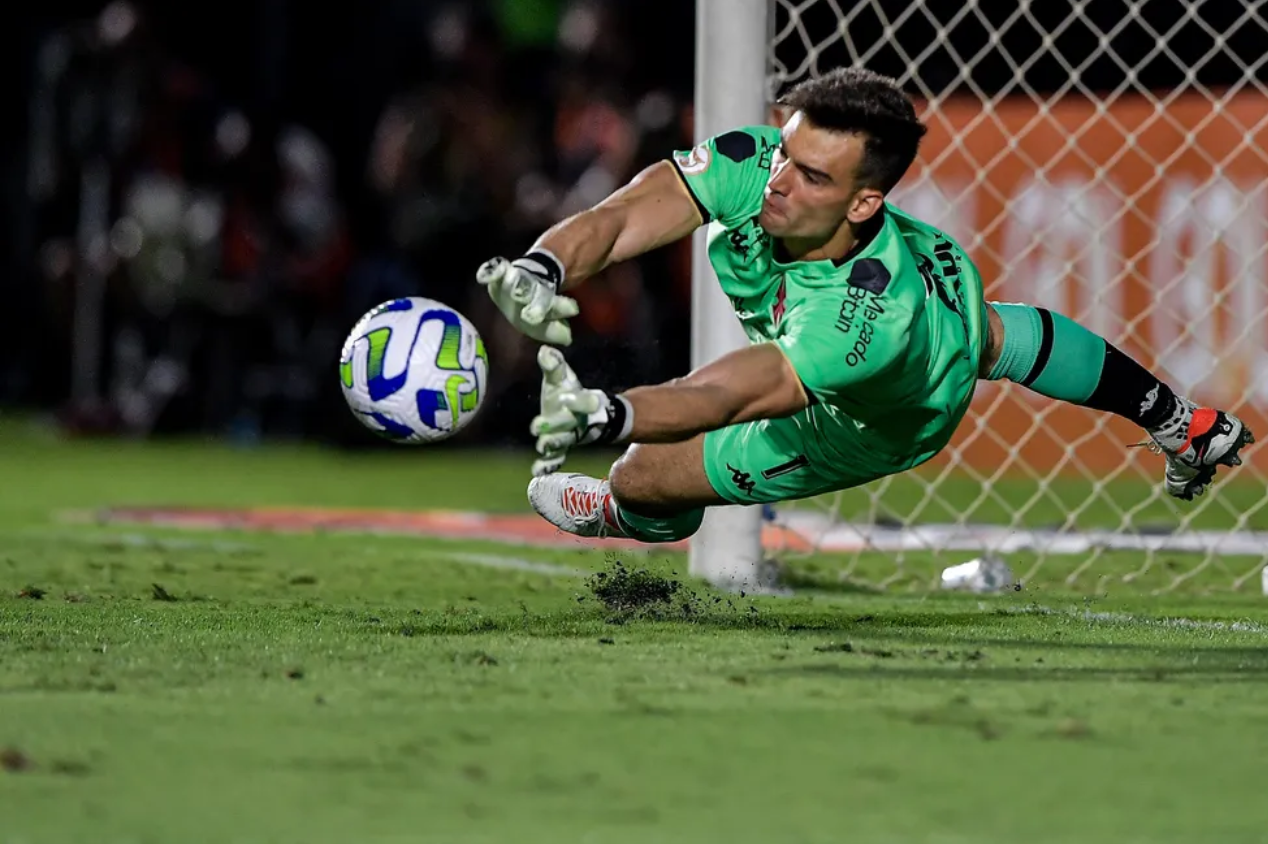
513, 248, 565, 291
596, 392, 634, 445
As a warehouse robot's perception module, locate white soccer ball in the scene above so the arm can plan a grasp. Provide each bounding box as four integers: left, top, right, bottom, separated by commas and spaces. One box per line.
338, 297, 489, 443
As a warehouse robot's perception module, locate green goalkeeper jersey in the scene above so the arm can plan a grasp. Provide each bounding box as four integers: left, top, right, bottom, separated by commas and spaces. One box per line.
671, 125, 986, 469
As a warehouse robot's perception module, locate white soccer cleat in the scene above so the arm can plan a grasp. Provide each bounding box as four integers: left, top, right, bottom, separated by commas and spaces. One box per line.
1149, 406, 1255, 501
527, 473, 626, 538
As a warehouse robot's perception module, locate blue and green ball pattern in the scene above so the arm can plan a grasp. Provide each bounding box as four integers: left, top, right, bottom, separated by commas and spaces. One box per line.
338, 298, 488, 442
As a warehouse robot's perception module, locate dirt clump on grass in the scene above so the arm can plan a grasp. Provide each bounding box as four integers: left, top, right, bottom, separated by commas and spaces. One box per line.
583, 559, 757, 624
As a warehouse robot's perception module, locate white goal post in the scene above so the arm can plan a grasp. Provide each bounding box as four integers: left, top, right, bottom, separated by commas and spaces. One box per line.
691, 0, 1268, 593
688, 0, 770, 591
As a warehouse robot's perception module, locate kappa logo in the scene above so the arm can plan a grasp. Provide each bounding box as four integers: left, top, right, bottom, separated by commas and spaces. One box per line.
727, 463, 756, 496
674, 143, 712, 175
1140, 384, 1160, 415
725, 215, 771, 263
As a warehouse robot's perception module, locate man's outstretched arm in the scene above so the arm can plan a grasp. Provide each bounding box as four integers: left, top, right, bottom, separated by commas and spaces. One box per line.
619, 343, 808, 442
477, 161, 704, 346
530, 343, 809, 475
536, 160, 705, 289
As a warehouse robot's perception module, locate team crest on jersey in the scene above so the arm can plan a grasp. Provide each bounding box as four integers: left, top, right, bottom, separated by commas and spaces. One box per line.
674, 143, 711, 175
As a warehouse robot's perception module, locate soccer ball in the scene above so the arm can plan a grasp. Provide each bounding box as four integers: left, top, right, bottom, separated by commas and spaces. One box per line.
339, 297, 489, 443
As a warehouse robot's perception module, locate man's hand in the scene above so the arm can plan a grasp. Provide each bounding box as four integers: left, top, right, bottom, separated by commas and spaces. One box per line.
529, 346, 632, 476
476, 252, 579, 346
477, 160, 704, 348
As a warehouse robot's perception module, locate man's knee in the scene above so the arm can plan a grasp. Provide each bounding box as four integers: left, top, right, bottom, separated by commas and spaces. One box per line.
979, 301, 1005, 378
609, 445, 660, 513
608, 440, 718, 516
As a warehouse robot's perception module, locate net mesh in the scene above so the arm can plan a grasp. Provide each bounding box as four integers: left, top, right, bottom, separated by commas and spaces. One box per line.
765, 0, 1268, 593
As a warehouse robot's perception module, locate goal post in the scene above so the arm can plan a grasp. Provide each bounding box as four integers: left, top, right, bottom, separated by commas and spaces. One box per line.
688, 0, 769, 591
692, 0, 1268, 594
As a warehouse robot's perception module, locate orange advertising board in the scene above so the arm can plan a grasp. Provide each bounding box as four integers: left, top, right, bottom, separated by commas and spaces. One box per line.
887, 91, 1268, 473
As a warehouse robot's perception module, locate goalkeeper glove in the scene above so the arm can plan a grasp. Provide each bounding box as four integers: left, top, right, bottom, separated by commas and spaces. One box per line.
529, 346, 633, 477
476, 249, 579, 346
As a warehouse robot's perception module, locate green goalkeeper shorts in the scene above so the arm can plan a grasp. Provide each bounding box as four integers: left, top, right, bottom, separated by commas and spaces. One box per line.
701, 407, 939, 505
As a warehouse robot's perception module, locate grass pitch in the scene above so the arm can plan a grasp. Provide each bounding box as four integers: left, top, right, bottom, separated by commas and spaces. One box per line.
2, 416, 1267, 843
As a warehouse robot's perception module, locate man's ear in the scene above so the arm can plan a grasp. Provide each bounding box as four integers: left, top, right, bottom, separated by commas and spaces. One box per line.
768, 103, 794, 128
846, 188, 885, 224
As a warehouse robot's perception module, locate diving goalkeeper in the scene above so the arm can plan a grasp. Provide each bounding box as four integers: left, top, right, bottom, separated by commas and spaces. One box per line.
476, 68, 1254, 544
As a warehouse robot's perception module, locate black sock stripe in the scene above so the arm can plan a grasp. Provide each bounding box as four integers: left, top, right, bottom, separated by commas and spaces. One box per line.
1082, 344, 1115, 411
1020, 308, 1055, 387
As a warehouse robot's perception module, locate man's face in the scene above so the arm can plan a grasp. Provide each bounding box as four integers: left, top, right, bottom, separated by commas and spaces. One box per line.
758, 111, 872, 239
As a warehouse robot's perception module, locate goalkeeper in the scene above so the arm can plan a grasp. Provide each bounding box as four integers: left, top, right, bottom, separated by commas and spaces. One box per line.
477, 68, 1254, 544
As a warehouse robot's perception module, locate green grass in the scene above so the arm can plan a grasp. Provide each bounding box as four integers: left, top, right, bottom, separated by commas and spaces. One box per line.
2, 415, 1268, 843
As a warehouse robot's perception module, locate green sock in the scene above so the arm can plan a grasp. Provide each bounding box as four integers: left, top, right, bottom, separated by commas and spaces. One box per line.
614, 504, 704, 543
989, 302, 1104, 402
987, 302, 1179, 428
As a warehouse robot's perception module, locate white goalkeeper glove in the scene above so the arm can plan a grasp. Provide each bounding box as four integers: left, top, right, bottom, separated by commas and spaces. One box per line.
529, 346, 633, 476
476, 249, 579, 346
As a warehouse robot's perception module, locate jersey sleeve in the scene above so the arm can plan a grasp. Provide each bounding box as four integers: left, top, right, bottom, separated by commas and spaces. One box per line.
775, 285, 911, 403
670, 126, 779, 228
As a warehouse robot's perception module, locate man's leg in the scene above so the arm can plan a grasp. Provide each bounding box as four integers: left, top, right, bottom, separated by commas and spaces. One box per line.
607, 438, 722, 541
527, 413, 898, 542
981, 302, 1254, 499
525, 436, 720, 543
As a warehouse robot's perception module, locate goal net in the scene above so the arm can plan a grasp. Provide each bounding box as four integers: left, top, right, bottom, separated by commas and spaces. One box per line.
763, 0, 1268, 593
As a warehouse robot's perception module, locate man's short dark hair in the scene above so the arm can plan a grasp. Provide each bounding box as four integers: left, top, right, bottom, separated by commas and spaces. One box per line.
778, 67, 927, 193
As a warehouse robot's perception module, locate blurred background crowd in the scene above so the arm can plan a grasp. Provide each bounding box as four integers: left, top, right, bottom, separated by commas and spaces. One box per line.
4, 1, 1260, 451
1, 0, 697, 447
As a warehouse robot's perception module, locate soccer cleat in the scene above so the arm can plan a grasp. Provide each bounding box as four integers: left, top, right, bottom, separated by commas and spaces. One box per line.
527, 473, 626, 538
1147, 407, 1255, 501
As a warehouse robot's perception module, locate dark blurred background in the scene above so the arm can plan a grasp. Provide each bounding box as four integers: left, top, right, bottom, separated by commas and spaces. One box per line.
1, 0, 1261, 450
0, 0, 697, 448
